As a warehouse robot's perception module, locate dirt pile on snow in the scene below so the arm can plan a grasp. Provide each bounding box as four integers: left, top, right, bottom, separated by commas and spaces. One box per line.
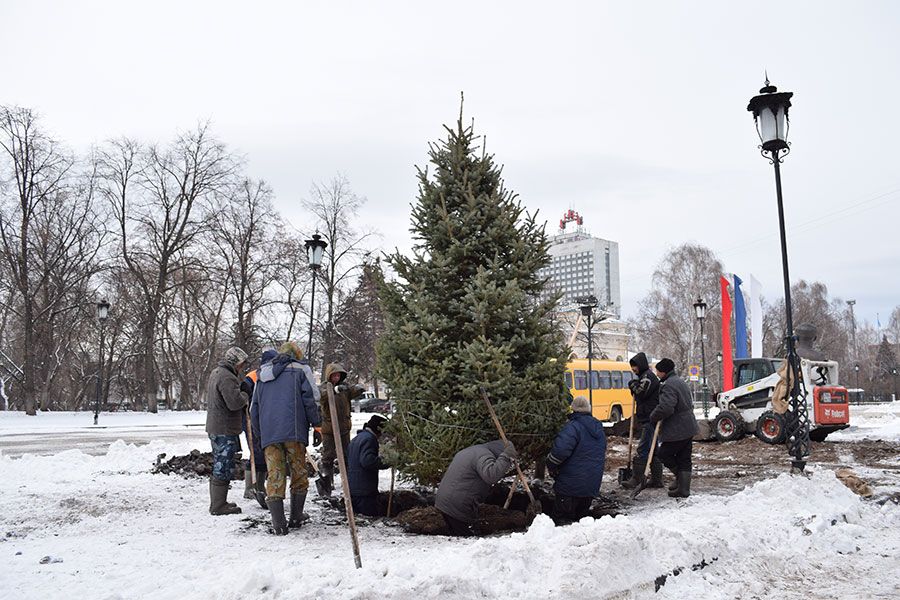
151, 449, 244, 479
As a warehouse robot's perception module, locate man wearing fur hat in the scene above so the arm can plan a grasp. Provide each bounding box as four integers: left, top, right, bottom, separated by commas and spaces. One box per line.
649, 358, 699, 498
316, 363, 365, 497
346, 414, 390, 516
205, 346, 250, 515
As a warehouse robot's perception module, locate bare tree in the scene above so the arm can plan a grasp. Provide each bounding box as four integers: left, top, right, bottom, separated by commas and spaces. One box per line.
333, 259, 386, 394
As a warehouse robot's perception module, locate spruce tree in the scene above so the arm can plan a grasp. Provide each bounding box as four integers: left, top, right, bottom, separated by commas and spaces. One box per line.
378, 107, 569, 485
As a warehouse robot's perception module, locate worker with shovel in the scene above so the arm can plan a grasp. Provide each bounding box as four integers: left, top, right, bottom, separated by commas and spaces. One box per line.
546, 396, 606, 524
621, 352, 664, 490
649, 358, 699, 499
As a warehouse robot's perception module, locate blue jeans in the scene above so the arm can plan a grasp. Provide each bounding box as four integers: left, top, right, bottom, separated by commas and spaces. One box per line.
209, 434, 240, 481
636, 422, 656, 460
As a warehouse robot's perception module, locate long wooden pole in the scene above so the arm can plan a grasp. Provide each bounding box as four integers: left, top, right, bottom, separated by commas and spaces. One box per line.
245, 406, 257, 485
478, 387, 537, 505
326, 382, 362, 568
387, 467, 395, 518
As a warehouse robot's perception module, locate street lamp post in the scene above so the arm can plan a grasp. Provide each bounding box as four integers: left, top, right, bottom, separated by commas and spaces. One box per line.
693, 296, 710, 418
716, 352, 723, 392
94, 299, 110, 426
748, 77, 810, 472
578, 296, 599, 410
854, 364, 861, 404
892, 368, 898, 402
304, 233, 328, 360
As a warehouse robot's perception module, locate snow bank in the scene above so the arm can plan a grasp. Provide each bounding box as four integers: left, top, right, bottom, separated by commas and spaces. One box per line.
830, 402, 900, 442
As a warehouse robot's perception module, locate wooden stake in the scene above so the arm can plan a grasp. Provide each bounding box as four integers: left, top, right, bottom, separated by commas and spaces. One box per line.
387, 467, 395, 518
245, 406, 257, 485
479, 387, 539, 509
326, 382, 362, 568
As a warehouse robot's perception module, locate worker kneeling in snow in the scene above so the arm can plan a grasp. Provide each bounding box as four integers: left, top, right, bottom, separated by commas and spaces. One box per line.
547, 395, 606, 524
435, 440, 517, 536
346, 415, 390, 516
649, 359, 699, 498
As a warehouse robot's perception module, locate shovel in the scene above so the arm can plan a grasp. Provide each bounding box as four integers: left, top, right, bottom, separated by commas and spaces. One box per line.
617, 400, 637, 485
630, 421, 661, 500
479, 386, 542, 521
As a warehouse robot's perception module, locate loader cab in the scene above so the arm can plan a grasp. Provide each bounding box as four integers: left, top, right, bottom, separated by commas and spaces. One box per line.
733, 358, 783, 388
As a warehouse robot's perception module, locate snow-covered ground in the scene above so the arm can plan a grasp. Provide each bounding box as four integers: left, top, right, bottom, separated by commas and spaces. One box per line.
1, 406, 898, 599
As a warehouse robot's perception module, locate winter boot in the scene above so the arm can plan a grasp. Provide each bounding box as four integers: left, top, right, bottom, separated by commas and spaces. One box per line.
209, 479, 242, 516
316, 473, 333, 497
288, 491, 309, 528
254, 470, 268, 510
620, 459, 646, 490
668, 471, 692, 498
243, 469, 255, 499
648, 458, 664, 489
267, 498, 289, 535
668, 469, 679, 492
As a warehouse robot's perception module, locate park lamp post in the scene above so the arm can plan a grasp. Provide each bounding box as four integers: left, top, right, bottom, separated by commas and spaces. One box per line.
717, 351, 723, 392
578, 295, 599, 410
892, 367, 898, 402
854, 364, 861, 404
94, 299, 110, 426
693, 296, 710, 418
748, 76, 810, 472
304, 233, 328, 359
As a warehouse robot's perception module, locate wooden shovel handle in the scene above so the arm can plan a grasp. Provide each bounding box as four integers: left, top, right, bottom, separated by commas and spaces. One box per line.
643, 421, 661, 477
479, 387, 536, 504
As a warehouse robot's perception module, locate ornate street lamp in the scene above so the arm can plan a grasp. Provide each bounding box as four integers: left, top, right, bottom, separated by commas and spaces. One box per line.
748, 76, 810, 472
693, 296, 710, 418
578, 295, 599, 410
94, 299, 110, 425
304, 233, 328, 359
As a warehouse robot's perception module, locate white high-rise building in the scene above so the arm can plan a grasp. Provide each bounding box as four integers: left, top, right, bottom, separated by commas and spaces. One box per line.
538, 210, 621, 317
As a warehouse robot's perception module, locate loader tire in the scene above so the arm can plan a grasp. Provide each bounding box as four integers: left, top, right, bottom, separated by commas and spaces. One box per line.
755, 411, 786, 444
713, 410, 744, 442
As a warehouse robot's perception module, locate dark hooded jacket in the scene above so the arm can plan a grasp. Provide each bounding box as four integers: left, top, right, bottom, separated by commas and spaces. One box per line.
548, 412, 607, 497
250, 353, 321, 449
435, 441, 514, 524
205, 361, 249, 436
649, 372, 699, 443
319, 363, 364, 434
347, 426, 388, 497
629, 352, 660, 425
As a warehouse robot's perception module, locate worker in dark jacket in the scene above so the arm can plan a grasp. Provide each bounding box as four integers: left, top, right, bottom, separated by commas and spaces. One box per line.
316, 363, 365, 497
547, 396, 606, 524
251, 342, 321, 534
621, 352, 664, 490
649, 358, 699, 498
205, 346, 249, 516
347, 415, 390, 516
435, 440, 517, 536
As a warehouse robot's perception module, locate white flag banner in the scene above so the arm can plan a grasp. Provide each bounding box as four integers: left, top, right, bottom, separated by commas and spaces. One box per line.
750, 274, 763, 358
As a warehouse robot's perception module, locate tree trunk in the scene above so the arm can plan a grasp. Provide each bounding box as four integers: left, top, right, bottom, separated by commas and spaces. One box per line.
22, 302, 36, 416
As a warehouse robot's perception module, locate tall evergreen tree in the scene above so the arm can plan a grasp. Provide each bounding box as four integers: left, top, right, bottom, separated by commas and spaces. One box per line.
378, 107, 568, 485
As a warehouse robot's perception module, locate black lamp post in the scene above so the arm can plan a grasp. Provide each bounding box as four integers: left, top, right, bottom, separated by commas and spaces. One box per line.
854, 364, 861, 404
94, 299, 110, 426
693, 296, 710, 418
748, 77, 810, 472
892, 367, 898, 402
716, 351, 723, 392
304, 233, 328, 360
578, 295, 599, 409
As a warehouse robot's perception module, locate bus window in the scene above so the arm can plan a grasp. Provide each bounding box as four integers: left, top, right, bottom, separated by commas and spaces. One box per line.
611, 371, 623, 389
565, 372, 573, 389
574, 370, 587, 390
622, 371, 633, 385
594, 370, 611, 390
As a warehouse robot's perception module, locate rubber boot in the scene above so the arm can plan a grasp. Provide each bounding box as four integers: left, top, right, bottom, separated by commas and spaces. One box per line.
288, 490, 309, 528
668, 469, 679, 492
316, 473, 333, 497
620, 459, 646, 490
254, 470, 268, 510
648, 458, 664, 489
668, 471, 692, 498
209, 479, 242, 515
267, 498, 289, 535
243, 469, 255, 499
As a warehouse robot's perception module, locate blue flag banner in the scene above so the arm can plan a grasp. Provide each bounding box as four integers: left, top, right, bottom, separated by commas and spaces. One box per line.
733, 275, 748, 358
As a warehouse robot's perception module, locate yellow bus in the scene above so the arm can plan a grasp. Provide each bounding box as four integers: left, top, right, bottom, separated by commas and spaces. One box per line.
564, 359, 635, 422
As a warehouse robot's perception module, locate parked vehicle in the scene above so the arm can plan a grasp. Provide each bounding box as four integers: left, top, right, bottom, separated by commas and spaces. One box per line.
564, 359, 635, 422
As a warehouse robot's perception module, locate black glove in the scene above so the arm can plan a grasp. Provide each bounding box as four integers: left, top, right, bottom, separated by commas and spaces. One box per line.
627, 378, 638, 391
334, 384, 348, 394
548, 464, 560, 478
240, 378, 254, 397
313, 429, 322, 447
502, 440, 518, 460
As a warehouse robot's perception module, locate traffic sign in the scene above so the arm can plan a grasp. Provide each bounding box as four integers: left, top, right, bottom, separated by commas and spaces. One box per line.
688, 365, 700, 382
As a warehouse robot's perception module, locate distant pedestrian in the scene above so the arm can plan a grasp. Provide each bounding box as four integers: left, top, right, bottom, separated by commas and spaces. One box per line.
435, 440, 516, 536
346, 415, 390, 517
621, 352, 664, 490
205, 346, 250, 516
251, 342, 321, 534
316, 363, 365, 497
547, 396, 606, 524
650, 358, 699, 498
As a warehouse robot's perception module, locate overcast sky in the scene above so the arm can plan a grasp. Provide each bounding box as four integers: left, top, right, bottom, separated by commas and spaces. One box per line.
2, 1, 898, 326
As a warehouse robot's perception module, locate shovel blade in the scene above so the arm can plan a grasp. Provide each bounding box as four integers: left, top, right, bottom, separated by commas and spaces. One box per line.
617, 467, 633, 484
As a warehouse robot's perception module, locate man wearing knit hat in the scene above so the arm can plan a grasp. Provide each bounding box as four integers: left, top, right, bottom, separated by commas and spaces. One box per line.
649, 358, 699, 498
621, 352, 663, 490
205, 346, 250, 515
346, 414, 391, 516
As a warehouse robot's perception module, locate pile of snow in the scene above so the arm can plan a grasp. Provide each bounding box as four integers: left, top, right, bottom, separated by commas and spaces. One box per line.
831, 402, 900, 442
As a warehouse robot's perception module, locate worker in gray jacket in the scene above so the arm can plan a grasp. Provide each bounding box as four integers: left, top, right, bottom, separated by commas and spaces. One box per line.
649, 358, 699, 499
435, 440, 517, 536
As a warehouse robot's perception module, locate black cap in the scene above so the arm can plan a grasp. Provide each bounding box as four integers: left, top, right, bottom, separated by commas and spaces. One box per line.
365, 415, 388, 434
656, 358, 676, 374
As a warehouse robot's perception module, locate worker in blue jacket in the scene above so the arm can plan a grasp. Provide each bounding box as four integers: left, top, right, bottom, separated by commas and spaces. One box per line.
346, 415, 390, 516
547, 395, 606, 524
